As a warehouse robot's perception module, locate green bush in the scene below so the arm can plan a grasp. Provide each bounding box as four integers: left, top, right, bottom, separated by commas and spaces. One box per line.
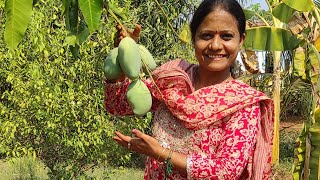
0, 1, 148, 178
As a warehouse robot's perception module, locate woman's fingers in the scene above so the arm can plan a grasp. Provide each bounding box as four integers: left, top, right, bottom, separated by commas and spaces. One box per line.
132, 129, 147, 140
113, 130, 160, 157
116, 24, 122, 31
132, 24, 142, 38
114, 24, 142, 47
120, 31, 126, 36
113, 132, 143, 150
114, 131, 131, 142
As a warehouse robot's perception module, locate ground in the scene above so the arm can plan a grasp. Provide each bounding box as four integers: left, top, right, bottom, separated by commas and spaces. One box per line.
280, 116, 304, 133
272, 116, 305, 180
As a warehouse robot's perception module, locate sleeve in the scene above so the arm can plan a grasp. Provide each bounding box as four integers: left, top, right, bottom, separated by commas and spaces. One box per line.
104, 78, 161, 116
186, 103, 260, 179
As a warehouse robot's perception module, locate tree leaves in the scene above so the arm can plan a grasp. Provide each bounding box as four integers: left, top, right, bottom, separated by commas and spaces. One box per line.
178, 23, 191, 43
78, 0, 102, 33
4, 0, 34, 50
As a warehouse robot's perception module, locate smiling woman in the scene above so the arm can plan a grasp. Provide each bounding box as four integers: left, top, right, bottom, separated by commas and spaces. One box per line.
104, 0, 274, 179
193, 8, 245, 89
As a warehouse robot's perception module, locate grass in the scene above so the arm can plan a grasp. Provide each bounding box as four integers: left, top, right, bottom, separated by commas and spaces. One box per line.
100, 167, 144, 180
272, 129, 300, 180
0, 156, 48, 180
0, 158, 144, 180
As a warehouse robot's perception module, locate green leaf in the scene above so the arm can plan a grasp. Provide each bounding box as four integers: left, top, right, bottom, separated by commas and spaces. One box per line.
283, 0, 314, 12
65, 35, 77, 46
244, 26, 302, 51
309, 44, 320, 85
243, 9, 255, 20
4, 0, 34, 50
65, 0, 79, 34
77, 28, 90, 44
272, 2, 295, 23
293, 47, 306, 79
178, 23, 191, 43
62, 0, 67, 14
309, 122, 320, 179
107, 0, 127, 20
79, 0, 102, 33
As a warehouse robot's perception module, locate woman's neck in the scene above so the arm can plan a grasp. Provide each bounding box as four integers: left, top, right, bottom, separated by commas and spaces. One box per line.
194, 66, 233, 90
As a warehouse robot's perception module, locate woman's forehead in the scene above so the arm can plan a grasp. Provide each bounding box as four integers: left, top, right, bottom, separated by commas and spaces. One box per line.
197, 9, 239, 32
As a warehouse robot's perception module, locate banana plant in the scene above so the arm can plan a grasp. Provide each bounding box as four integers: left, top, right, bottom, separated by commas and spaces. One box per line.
247, 0, 320, 179
244, 3, 320, 180
244, 0, 301, 166
287, 3, 320, 179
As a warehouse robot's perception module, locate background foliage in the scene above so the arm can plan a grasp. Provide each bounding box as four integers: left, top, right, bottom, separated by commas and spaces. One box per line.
0, 0, 198, 178
1, 0, 316, 178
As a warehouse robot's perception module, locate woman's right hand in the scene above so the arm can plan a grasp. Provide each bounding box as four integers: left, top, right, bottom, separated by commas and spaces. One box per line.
114, 24, 142, 47
106, 24, 142, 83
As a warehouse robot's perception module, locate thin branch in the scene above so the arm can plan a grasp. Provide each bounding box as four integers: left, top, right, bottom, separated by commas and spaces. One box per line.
153, 0, 180, 37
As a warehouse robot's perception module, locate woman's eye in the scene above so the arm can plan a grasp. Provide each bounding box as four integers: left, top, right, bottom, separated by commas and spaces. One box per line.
201, 34, 212, 40
221, 34, 234, 40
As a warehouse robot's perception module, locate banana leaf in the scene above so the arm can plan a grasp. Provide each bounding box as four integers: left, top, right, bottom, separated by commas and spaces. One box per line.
293, 47, 307, 80
244, 26, 302, 51
315, 35, 320, 52
309, 121, 320, 180
283, 0, 314, 12
272, 2, 295, 23
309, 44, 320, 86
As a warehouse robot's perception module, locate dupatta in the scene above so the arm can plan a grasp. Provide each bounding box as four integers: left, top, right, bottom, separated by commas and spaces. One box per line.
151, 59, 274, 180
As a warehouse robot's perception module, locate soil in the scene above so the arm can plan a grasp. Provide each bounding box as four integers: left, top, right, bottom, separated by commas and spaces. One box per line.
280, 116, 305, 133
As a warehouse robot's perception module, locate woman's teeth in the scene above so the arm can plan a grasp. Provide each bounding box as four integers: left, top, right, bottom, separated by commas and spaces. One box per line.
208, 55, 224, 58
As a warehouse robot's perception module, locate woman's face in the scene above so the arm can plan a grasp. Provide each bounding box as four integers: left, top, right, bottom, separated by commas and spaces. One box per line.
194, 8, 244, 73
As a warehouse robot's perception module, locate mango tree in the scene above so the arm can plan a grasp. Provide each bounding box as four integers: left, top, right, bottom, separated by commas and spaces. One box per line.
1, 0, 198, 178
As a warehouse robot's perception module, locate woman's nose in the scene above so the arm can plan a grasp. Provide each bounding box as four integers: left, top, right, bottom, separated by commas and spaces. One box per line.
209, 36, 222, 50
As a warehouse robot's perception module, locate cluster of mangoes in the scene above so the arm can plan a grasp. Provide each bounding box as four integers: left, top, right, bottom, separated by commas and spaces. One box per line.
104, 37, 157, 116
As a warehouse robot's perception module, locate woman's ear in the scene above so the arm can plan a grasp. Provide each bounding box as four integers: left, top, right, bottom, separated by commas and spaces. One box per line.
239, 33, 246, 48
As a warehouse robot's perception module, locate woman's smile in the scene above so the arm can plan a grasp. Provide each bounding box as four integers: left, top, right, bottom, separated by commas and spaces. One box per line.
205, 54, 228, 61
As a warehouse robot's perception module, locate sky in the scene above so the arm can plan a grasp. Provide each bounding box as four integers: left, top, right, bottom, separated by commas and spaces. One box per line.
249, 0, 268, 10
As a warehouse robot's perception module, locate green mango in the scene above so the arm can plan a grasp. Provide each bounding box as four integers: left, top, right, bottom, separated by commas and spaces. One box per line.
138, 44, 157, 74
118, 37, 141, 80
126, 79, 152, 116
104, 48, 123, 80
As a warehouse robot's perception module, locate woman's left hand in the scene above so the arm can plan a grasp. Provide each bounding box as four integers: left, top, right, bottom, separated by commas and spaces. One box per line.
113, 129, 163, 158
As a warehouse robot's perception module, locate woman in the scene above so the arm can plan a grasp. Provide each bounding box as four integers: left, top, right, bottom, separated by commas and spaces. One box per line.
105, 0, 274, 179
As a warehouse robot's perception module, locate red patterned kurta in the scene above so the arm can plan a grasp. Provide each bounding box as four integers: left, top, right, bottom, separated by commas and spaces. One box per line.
104, 59, 274, 180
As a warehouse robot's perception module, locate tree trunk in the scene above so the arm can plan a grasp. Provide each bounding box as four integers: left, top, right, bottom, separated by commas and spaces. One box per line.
272, 51, 281, 165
